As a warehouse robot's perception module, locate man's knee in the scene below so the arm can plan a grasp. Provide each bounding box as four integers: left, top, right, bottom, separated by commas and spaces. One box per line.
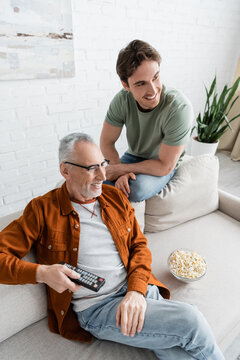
128, 173, 173, 202
177, 303, 205, 334
128, 179, 147, 202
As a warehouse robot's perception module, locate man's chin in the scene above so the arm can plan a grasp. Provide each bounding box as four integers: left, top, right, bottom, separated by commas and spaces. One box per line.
94, 190, 102, 198
141, 97, 160, 110
90, 187, 102, 198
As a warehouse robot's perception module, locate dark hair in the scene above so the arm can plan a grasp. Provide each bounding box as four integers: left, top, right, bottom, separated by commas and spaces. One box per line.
116, 40, 161, 84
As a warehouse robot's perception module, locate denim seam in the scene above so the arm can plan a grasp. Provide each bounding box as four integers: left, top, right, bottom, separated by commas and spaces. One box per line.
85, 324, 207, 359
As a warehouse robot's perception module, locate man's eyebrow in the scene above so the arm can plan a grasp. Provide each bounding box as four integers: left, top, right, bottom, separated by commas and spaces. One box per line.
133, 71, 160, 86
133, 80, 145, 86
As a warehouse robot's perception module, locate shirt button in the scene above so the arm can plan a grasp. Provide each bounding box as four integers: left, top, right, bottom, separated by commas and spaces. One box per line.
74, 224, 79, 229
48, 245, 52, 250
60, 310, 64, 316
72, 211, 77, 216
73, 247, 78, 252
68, 289, 72, 293
127, 228, 131, 232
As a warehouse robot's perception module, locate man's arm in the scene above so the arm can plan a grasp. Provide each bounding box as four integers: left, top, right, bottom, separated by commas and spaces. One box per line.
0, 201, 81, 293
106, 142, 185, 181
0, 202, 42, 285
112, 195, 152, 336
100, 121, 123, 164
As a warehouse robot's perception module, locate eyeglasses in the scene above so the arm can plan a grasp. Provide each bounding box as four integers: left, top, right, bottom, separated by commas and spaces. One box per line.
64, 159, 110, 172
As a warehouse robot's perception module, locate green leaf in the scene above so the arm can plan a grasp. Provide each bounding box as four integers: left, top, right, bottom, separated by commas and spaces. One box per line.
222, 77, 240, 113
194, 75, 240, 143
228, 113, 240, 123
226, 95, 239, 116
190, 125, 196, 136
208, 76, 217, 98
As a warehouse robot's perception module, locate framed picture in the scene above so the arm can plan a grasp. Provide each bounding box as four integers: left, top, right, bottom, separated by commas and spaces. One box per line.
0, 0, 75, 80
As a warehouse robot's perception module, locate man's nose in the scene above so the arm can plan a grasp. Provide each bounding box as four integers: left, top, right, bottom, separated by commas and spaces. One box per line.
146, 81, 156, 94
96, 166, 106, 181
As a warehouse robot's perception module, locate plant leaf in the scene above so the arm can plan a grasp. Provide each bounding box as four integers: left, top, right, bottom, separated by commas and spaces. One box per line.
226, 95, 239, 116
208, 75, 217, 98
195, 75, 240, 143
222, 76, 240, 113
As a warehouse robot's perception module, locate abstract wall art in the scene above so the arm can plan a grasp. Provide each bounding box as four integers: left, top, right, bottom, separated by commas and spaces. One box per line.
0, 0, 75, 80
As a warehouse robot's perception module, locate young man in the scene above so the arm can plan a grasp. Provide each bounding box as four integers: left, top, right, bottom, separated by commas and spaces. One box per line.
100, 39, 193, 202
0, 133, 224, 359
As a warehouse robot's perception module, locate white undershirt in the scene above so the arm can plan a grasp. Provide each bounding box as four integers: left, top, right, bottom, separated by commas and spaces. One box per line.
71, 199, 127, 312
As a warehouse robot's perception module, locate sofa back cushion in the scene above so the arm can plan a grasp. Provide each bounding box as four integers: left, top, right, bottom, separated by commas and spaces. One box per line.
145, 154, 219, 232
0, 211, 47, 343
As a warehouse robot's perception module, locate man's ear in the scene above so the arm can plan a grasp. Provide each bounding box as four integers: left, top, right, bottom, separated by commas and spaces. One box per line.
60, 162, 69, 180
121, 80, 130, 91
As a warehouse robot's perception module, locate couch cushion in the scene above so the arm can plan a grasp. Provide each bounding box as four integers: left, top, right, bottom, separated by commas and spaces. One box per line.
145, 154, 219, 232
0, 250, 47, 343
146, 210, 240, 352
0, 210, 23, 231
0, 318, 156, 360
0, 210, 47, 343
130, 201, 145, 232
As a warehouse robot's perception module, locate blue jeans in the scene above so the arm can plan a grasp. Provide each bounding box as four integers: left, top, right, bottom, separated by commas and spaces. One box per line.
77, 284, 224, 360
104, 152, 176, 202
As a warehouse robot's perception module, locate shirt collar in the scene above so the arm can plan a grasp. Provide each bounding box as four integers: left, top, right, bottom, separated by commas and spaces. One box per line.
58, 182, 74, 216
58, 182, 109, 216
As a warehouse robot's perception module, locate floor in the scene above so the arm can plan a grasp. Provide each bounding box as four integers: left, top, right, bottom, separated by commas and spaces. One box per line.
215, 151, 240, 359
216, 151, 240, 198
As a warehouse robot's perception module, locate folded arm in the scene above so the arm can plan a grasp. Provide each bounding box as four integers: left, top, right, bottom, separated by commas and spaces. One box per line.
106, 142, 185, 181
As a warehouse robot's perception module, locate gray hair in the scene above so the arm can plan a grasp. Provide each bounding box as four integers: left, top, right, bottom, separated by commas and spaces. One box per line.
58, 132, 94, 163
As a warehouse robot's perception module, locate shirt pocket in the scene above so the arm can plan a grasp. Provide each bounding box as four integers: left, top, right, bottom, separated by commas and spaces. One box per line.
116, 221, 132, 248
37, 230, 68, 265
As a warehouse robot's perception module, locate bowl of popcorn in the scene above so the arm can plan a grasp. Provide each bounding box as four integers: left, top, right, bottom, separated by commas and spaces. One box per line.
168, 249, 207, 283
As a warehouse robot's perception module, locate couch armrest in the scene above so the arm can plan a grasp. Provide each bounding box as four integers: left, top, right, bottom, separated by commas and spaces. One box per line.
218, 189, 240, 222
0, 210, 23, 231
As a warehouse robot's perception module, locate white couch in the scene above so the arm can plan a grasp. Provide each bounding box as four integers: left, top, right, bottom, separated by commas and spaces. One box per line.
0, 155, 240, 360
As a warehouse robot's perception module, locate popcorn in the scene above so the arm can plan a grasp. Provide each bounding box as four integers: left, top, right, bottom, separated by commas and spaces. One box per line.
168, 249, 206, 279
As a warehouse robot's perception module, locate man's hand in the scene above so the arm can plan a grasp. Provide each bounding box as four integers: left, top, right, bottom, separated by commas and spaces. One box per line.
106, 164, 127, 181
36, 264, 82, 293
116, 291, 147, 337
115, 173, 136, 197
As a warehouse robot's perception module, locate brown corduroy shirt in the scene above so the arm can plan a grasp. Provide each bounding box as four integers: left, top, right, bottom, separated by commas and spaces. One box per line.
0, 183, 170, 342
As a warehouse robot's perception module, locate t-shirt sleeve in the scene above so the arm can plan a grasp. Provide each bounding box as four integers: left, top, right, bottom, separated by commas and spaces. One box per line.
105, 91, 126, 127
162, 101, 194, 146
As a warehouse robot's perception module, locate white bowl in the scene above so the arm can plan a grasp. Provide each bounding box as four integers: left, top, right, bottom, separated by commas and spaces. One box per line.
167, 248, 207, 283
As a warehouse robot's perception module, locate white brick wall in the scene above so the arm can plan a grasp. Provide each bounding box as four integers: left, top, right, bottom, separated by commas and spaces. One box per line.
0, 0, 240, 216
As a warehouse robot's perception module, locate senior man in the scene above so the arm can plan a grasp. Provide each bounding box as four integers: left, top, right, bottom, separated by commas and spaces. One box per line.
0, 132, 224, 360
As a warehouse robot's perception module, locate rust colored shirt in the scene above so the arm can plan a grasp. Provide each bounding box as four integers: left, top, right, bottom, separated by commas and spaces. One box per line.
0, 183, 170, 342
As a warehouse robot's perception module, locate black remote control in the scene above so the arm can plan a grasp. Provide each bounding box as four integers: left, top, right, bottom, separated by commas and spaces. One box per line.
60, 262, 105, 292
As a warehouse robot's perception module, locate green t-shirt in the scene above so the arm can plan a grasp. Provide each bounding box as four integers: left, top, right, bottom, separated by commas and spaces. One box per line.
105, 85, 193, 166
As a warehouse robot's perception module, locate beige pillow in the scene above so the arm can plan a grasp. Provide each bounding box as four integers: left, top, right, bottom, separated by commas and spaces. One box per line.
144, 154, 219, 232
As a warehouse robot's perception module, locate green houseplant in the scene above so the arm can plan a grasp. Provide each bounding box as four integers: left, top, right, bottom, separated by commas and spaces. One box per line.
191, 75, 240, 155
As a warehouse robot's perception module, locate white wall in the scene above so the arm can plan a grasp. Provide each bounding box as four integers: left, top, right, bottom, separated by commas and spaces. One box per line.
0, 0, 240, 216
